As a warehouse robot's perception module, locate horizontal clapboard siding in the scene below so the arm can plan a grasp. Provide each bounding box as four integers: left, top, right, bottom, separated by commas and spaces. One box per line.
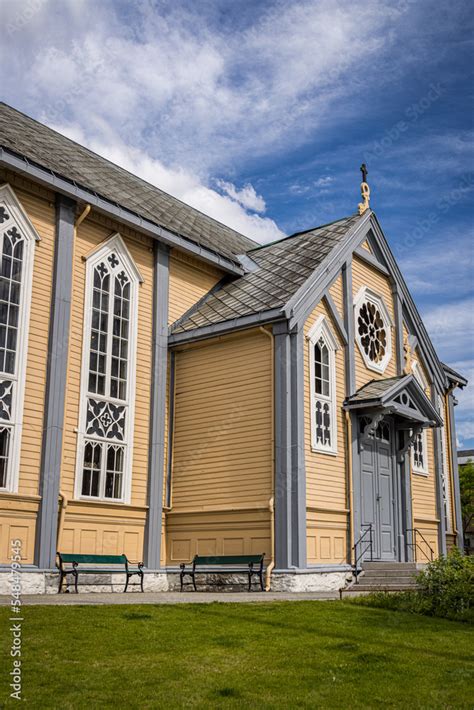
168, 250, 223, 325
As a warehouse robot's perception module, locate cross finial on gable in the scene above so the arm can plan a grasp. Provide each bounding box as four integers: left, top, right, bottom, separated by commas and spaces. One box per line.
358, 163, 371, 215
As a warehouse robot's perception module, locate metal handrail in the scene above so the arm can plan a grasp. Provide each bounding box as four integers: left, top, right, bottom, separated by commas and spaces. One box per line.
407, 528, 434, 563
352, 524, 373, 583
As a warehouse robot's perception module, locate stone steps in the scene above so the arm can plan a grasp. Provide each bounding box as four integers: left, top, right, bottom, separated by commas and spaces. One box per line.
341, 561, 420, 597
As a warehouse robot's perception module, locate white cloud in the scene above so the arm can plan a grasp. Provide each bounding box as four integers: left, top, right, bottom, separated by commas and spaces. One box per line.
50, 122, 283, 243
314, 176, 334, 188
216, 181, 266, 213
0, 0, 411, 242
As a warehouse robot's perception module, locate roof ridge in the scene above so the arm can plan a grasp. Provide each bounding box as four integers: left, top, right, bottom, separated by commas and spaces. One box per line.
246, 213, 359, 253
0, 102, 258, 250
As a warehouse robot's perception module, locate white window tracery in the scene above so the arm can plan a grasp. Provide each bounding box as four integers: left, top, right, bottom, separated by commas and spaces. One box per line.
0, 185, 37, 492
308, 315, 338, 454
411, 360, 429, 475
354, 287, 393, 373
75, 234, 141, 503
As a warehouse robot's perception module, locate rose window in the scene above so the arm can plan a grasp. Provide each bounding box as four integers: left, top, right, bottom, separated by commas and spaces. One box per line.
357, 301, 387, 363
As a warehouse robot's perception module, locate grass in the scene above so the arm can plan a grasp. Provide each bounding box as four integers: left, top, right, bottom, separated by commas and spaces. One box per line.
1, 600, 473, 709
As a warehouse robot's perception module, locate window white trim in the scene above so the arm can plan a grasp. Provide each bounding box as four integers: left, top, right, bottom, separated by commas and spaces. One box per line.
354, 286, 393, 374
411, 360, 429, 475
307, 315, 339, 455
75, 233, 140, 504
0, 184, 38, 493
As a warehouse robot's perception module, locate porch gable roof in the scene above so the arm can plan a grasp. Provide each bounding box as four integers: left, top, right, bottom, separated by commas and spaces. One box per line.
344, 374, 442, 427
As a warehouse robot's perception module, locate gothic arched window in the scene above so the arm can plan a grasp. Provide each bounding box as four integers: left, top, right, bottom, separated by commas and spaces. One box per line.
75, 234, 142, 502
411, 360, 429, 475
308, 315, 339, 454
0, 185, 38, 492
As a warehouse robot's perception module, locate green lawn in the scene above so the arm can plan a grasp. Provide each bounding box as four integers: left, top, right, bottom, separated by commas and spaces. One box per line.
1, 601, 473, 709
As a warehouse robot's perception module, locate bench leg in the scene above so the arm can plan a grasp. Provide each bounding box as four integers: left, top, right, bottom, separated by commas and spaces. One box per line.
259, 570, 264, 592
139, 570, 144, 593
192, 572, 197, 592
72, 570, 79, 594
58, 572, 65, 594
124, 574, 130, 593
248, 571, 252, 592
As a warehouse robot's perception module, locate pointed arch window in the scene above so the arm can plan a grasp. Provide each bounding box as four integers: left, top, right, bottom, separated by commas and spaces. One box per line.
308, 315, 339, 454
0, 185, 38, 492
75, 234, 142, 503
411, 360, 429, 475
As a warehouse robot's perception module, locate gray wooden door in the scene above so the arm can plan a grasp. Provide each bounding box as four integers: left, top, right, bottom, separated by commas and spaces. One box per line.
359, 418, 396, 561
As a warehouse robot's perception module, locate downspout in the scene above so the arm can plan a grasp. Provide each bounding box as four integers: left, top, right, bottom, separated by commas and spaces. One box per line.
75, 204, 91, 230
345, 410, 355, 565
57, 490, 69, 551
260, 326, 275, 591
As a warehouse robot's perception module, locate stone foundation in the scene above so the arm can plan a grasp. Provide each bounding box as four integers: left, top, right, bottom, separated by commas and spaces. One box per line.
0, 568, 351, 595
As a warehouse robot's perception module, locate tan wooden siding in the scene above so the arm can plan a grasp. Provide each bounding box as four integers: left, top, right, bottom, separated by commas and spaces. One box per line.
304, 296, 349, 564
0, 175, 56, 563
168, 250, 223, 325
59, 215, 154, 554
166, 329, 273, 562
360, 239, 372, 252
352, 255, 397, 390
410, 351, 439, 548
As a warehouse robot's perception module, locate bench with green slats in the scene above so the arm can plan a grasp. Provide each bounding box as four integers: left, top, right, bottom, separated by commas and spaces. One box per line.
56, 552, 144, 594
180, 553, 265, 592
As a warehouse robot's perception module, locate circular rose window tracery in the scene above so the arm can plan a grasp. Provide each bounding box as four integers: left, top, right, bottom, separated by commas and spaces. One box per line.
357, 301, 387, 363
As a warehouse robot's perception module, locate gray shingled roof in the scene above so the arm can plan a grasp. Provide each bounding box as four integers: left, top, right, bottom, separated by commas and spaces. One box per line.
171, 214, 361, 333
345, 376, 407, 403
0, 103, 256, 263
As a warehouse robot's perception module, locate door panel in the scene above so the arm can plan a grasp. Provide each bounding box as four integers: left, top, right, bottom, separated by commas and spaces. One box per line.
358, 418, 396, 561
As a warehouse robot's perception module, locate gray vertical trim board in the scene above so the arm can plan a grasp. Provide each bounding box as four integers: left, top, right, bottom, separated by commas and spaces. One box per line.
402, 448, 414, 562
433, 414, 447, 556
342, 261, 355, 397
350, 412, 361, 555
290, 329, 306, 568
144, 242, 170, 569
448, 393, 464, 551
274, 323, 293, 569
393, 287, 404, 376
165, 350, 175, 509
35, 194, 76, 569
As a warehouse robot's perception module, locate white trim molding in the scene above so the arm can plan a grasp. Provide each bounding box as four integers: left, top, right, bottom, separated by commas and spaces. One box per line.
0, 184, 38, 493
75, 233, 140, 504
354, 286, 393, 374
307, 315, 339, 455
411, 360, 429, 475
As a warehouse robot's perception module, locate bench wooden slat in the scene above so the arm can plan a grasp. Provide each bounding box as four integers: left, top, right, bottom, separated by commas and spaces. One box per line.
59, 553, 127, 565
193, 554, 263, 566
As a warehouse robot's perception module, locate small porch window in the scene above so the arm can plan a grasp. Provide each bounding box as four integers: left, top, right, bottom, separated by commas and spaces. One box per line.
307, 315, 339, 454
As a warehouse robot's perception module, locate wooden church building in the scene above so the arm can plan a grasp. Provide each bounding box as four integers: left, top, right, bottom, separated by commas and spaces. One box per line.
0, 103, 467, 592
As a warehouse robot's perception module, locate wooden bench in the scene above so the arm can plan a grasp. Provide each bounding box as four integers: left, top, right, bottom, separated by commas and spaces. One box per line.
56, 553, 144, 594
180, 554, 265, 592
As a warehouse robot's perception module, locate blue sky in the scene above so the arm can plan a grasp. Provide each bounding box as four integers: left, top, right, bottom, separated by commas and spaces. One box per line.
1, 0, 473, 445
